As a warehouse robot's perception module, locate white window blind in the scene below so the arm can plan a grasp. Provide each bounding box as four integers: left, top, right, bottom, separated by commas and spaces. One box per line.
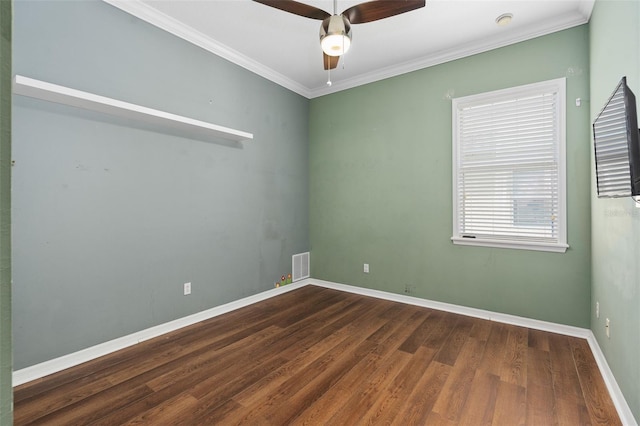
452, 78, 568, 252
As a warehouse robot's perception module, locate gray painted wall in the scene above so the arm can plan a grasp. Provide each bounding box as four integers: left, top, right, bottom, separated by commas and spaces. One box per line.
11, 3, 639, 422
12, 0, 309, 369
589, 0, 640, 421
0, 0, 12, 422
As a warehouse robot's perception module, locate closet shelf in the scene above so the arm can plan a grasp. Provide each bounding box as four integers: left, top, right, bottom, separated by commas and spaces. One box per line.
13, 75, 253, 142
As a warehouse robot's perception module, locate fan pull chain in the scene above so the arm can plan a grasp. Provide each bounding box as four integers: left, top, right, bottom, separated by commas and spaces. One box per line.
327, 67, 332, 86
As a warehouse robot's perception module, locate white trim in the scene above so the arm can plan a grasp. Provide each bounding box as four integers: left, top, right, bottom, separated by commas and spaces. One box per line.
451, 78, 568, 253
309, 278, 636, 425
585, 332, 638, 425
308, 14, 589, 98
451, 237, 569, 253
578, 0, 596, 20
13, 277, 635, 426
12, 280, 310, 386
12, 75, 253, 142
101, 0, 591, 99
310, 279, 590, 338
101, 0, 312, 99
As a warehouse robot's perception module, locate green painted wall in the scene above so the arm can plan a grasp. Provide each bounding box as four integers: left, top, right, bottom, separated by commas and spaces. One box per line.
0, 0, 12, 423
12, 0, 309, 369
310, 26, 592, 328
590, 0, 640, 421
14, 1, 638, 420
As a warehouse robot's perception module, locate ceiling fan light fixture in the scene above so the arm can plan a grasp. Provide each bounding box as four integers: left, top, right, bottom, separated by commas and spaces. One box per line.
320, 15, 352, 57
321, 34, 351, 56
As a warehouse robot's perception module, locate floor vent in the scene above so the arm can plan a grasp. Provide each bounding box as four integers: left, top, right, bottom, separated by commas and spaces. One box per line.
292, 252, 310, 282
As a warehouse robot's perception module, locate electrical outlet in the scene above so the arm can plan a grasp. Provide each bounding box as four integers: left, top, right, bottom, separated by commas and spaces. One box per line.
596, 301, 599, 319
606, 318, 610, 338
184, 282, 191, 295
363, 263, 369, 273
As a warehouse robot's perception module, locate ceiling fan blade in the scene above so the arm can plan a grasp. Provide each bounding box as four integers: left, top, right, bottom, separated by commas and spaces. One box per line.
342, 0, 425, 24
323, 53, 340, 70
252, 0, 330, 20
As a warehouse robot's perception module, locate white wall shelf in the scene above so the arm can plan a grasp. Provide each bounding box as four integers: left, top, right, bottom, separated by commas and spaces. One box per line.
12, 75, 253, 142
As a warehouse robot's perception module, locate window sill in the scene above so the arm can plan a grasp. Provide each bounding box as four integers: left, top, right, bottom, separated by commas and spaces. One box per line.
451, 237, 568, 253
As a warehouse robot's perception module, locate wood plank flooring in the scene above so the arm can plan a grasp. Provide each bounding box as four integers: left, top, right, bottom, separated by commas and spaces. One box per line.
13, 285, 621, 425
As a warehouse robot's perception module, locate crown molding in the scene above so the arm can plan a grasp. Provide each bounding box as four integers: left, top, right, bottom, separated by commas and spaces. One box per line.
103, 0, 593, 100
308, 11, 593, 97
578, 0, 596, 20
102, 0, 312, 98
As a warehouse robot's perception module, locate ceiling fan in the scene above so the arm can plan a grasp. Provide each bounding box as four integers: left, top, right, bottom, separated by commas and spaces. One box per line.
253, 0, 426, 70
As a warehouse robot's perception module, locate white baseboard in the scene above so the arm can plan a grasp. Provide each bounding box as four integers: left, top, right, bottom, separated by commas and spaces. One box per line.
12, 277, 636, 425
12, 279, 310, 386
585, 332, 638, 425
309, 278, 637, 426
310, 279, 591, 338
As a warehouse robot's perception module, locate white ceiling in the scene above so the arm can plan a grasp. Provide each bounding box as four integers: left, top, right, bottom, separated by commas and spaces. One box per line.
104, 0, 594, 98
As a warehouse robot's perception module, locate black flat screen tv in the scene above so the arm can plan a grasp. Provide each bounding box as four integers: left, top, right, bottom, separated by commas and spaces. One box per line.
593, 76, 640, 198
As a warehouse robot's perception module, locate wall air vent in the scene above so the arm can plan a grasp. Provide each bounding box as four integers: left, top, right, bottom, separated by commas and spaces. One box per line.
292, 252, 310, 282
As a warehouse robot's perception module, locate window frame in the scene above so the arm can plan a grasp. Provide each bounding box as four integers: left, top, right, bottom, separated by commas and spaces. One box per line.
451, 78, 568, 253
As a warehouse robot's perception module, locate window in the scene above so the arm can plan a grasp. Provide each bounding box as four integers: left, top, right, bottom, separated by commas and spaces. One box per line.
452, 78, 568, 252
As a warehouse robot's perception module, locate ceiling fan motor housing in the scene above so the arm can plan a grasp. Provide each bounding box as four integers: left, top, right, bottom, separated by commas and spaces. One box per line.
320, 15, 352, 57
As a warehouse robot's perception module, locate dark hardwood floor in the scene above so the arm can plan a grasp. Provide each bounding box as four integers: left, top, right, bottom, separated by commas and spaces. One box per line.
14, 285, 621, 425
